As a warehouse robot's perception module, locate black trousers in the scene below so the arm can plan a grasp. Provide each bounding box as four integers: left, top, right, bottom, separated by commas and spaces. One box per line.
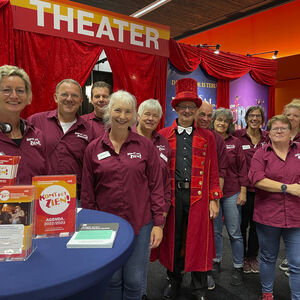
241, 191, 259, 258
167, 186, 207, 296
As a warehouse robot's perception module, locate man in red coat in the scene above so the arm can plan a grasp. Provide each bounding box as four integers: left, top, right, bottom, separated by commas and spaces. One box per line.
159, 78, 222, 300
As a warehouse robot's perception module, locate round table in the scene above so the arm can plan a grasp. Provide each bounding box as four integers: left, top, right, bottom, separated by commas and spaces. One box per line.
0, 209, 134, 300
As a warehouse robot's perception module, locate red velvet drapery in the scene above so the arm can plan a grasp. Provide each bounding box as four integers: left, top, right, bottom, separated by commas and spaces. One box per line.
169, 39, 278, 117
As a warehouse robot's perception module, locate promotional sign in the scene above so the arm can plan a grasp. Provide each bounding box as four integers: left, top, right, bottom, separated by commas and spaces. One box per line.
32, 175, 76, 237
10, 0, 170, 57
0, 155, 21, 187
229, 73, 269, 129
0, 185, 35, 261
165, 62, 217, 126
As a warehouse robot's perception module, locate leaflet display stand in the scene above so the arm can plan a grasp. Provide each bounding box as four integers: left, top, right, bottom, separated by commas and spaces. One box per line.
0, 185, 35, 261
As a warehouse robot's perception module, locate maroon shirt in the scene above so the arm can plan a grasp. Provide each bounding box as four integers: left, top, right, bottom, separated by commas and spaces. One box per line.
233, 128, 269, 191
211, 129, 229, 178
249, 142, 300, 228
81, 112, 105, 138
293, 132, 300, 142
27, 110, 94, 188
0, 120, 47, 185
152, 130, 172, 212
223, 135, 248, 197
80, 130, 165, 234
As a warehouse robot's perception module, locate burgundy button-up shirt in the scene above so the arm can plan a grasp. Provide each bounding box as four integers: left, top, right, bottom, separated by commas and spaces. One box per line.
0, 120, 48, 185
81, 112, 105, 138
27, 110, 94, 188
81, 130, 165, 234
233, 128, 269, 191
223, 135, 248, 198
249, 142, 300, 228
152, 130, 172, 213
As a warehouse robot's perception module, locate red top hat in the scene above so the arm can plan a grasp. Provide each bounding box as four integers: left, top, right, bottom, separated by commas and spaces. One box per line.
171, 78, 202, 109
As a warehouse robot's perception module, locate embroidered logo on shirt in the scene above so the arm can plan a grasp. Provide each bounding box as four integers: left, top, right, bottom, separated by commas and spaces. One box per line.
157, 145, 166, 152
75, 132, 88, 140
26, 138, 41, 146
242, 145, 251, 150
127, 152, 142, 159
226, 144, 235, 149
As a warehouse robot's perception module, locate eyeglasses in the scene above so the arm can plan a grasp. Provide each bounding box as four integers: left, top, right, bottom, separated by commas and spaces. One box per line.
58, 93, 80, 100
177, 105, 197, 111
248, 114, 262, 119
0, 88, 26, 96
270, 127, 290, 132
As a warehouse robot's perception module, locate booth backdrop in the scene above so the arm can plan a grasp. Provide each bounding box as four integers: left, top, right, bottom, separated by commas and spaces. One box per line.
0, 0, 277, 126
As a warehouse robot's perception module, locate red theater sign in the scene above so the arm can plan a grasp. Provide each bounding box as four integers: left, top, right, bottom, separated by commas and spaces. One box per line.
10, 0, 170, 57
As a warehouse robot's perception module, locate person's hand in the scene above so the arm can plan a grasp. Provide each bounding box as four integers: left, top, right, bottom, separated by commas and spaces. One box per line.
150, 226, 163, 249
209, 200, 219, 219
237, 192, 247, 206
287, 183, 300, 197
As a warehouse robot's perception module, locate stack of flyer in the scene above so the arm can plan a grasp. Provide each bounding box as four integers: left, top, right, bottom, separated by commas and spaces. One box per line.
32, 175, 76, 238
67, 223, 119, 248
0, 185, 35, 261
0, 155, 21, 187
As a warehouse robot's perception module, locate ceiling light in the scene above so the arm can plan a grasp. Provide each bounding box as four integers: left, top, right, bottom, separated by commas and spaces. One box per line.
197, 43, 221, 54
131, 0, 172, 18
247, 50, 279, 59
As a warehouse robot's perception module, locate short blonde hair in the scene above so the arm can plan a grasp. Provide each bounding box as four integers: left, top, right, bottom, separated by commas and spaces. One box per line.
267, 115, 292, 131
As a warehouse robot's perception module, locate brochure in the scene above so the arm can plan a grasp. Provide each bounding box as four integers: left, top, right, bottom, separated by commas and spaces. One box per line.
67, 223, 119, 248
0, 185, 35, 261
32, 175, 76, 238
0, 155, 21, 187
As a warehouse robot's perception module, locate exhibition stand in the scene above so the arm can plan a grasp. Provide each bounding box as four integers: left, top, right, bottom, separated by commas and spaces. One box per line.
0, 209, 135, 300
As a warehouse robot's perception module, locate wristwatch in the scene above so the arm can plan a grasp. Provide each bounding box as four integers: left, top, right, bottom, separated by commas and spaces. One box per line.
281, 184, 287, 195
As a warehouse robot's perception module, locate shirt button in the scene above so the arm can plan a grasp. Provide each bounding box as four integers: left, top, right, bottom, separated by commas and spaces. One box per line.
203, 152, 206, 156
184, 147, 186, 150
184, 168, 187, 171
184, 157, 186, 160
214, 192, 219, 197
184, 137, 186, 140
198, 191, 202, 195
200, 171, 203, 175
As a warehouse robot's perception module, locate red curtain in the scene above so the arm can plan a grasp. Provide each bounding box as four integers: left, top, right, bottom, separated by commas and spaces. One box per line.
14, 30, 103, 118
105, 47, 168, 128
0, 0, 14, 65
169, 39, 278, 117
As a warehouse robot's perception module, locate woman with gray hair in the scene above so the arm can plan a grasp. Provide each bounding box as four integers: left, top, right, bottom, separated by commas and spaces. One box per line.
0, 65, 47, 184
211, 108, 248, 286
81, 91, 165, 300
137, 99, 171, 300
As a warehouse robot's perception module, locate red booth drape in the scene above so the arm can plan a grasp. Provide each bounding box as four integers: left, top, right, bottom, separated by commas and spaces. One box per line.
169, 39, 278, 117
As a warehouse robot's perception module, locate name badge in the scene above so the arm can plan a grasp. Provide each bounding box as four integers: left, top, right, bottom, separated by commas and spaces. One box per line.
242, 145, 251, 150
97, 151, 111, 160
160, 153, 168, 162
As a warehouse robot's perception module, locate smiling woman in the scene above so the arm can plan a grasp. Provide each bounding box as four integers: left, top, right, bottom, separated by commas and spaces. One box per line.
0, 65, 48, 184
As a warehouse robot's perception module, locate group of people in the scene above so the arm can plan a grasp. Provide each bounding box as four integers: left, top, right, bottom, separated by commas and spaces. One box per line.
0, 65, 299, 300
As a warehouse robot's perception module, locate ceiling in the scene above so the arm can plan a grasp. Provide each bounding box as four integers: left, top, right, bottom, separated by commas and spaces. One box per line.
71, 0, 292, 40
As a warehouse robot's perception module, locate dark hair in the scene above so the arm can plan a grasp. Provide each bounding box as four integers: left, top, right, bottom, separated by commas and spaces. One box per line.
91, 81, 112, 98
211, 108, 235, 134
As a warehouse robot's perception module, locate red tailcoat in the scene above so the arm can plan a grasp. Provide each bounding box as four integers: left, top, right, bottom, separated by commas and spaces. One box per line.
158, 120, 222, 272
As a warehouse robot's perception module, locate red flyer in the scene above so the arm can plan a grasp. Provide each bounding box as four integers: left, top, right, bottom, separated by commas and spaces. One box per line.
32, 175, 76, 237
0, 155, 21, 187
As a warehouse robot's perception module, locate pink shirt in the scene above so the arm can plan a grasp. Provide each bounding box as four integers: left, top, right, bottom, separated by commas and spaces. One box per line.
152, 130, 172, 212
233, 128, 269, 191
0, 120, 48, 185
80, 130, 165, 234
249, 142, 300, 228
81, 112, 105, 138
27, 110, 94, 188
222, 135, 248, 197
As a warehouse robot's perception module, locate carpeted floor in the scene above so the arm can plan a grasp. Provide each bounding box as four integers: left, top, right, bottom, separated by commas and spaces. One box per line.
146, 228, 291, 300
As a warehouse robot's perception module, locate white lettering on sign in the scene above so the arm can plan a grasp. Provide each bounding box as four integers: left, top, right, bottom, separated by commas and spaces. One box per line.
29, 0, 160, 49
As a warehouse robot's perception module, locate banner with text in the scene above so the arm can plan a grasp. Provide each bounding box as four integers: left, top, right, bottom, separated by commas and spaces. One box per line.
229, 73, 269, 129
165, 62, 217, 127
10, 0, 170, 57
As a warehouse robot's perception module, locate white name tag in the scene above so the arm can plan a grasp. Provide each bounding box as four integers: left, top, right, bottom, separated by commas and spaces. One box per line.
160, 153, 168, 162
226, 144, 235, 149
97, 151, 111, 160
242, 145, 251, 150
